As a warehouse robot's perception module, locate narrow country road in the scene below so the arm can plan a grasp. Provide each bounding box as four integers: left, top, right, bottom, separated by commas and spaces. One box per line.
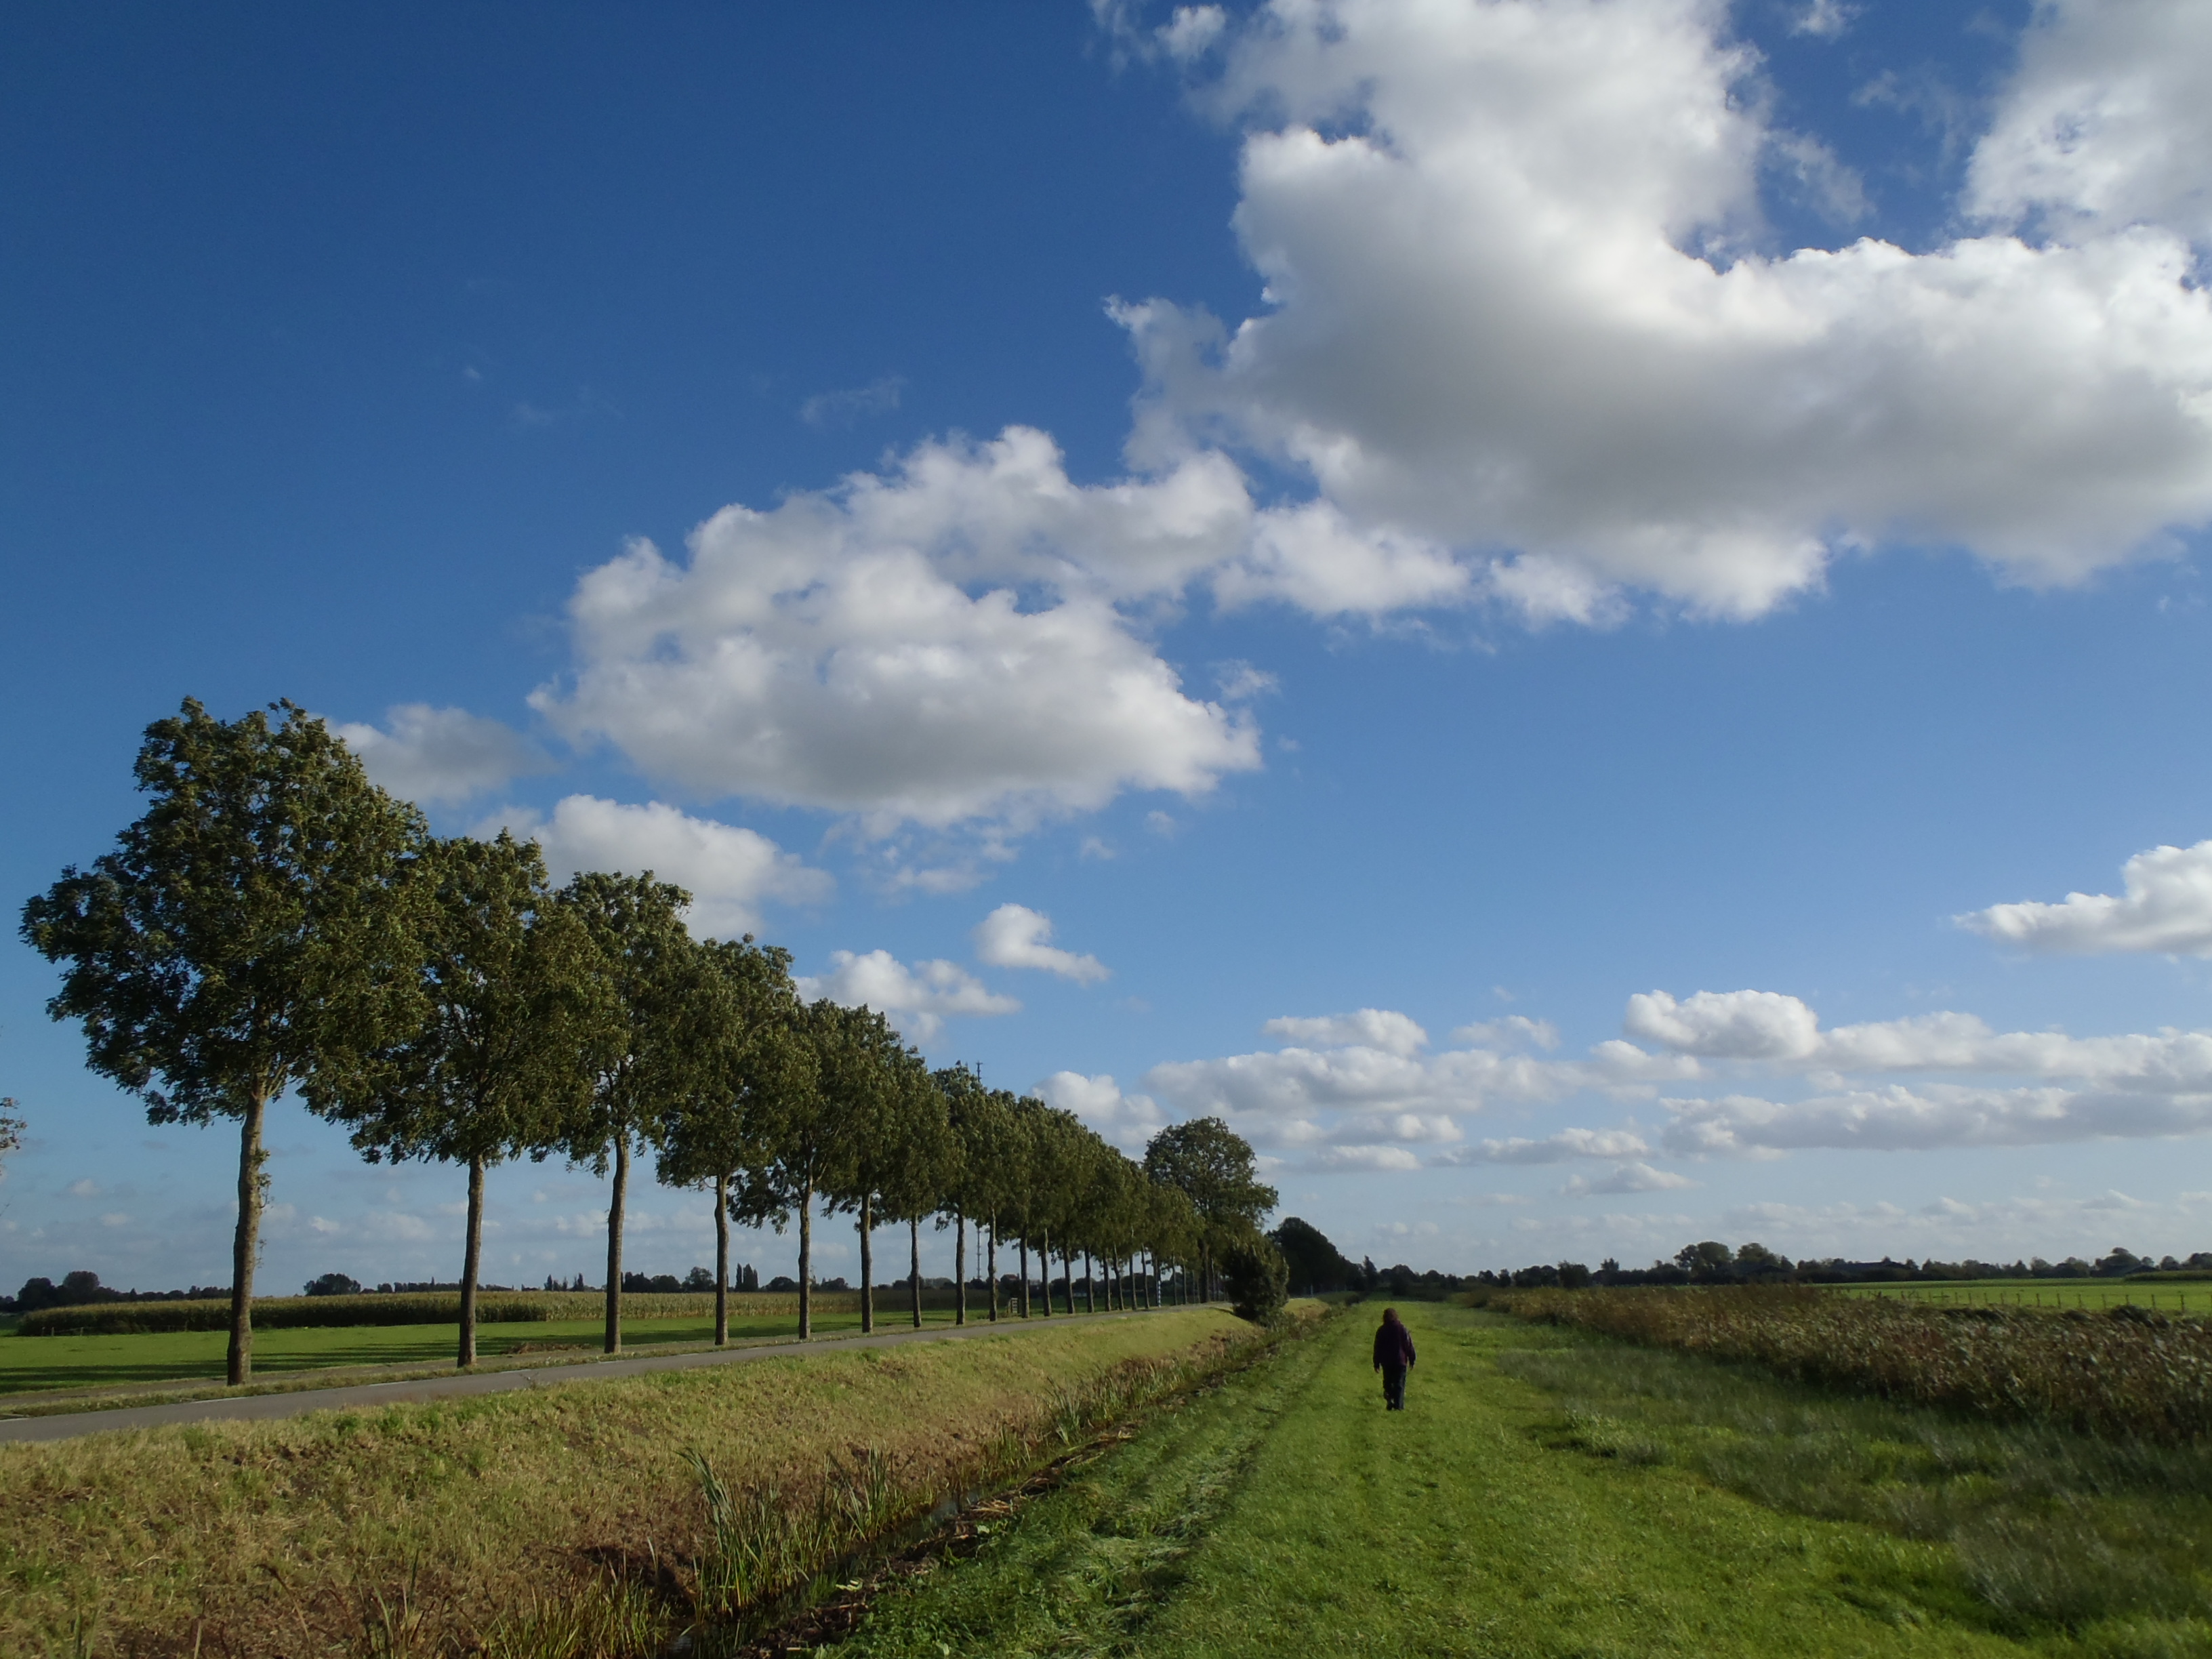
0, 1310, 1149, 1445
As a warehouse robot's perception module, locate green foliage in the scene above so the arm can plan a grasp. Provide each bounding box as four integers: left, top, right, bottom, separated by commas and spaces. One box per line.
1270, 1216, 1357, 1293
20, 698, 425, 1129
1143, 1117, 1277, 1235
0, 1097, 21, 1170
1222, 1232, 1290, 1325
19, 698, 425, 1382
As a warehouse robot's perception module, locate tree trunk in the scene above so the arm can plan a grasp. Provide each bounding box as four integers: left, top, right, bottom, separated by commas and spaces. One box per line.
859, 1195, 875, 1334
714, 1172, 731, 1347
459, 1153, 485, 1368
1038, 1229, 1052, 1315
1084, 1250, 1096, 1313
798, 1181, 814, 1338
987, 1221, 999, 1322
1061, 1247, 1074, 1316
954, 1209, 967, 1327
605, 1130, 630, 1355
227, 1093, 267, 1385
909, 1214, 923, 1328
1019, 1239, 1031, 1317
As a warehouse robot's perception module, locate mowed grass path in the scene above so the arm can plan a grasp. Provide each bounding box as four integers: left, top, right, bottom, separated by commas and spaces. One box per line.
848, 1303, 2128, 1657
0, 1307, 970, 1395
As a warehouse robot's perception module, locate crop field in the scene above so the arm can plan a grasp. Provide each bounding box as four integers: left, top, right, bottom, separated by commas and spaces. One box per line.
1830, 1279, 2212, 1313
0, 1306, 1250, 1656
838, 1303, 2212, 1657
0, 1306, 979, 1397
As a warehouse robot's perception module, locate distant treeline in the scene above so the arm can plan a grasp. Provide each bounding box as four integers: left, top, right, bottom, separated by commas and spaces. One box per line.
1477, 1242, 2212, 1291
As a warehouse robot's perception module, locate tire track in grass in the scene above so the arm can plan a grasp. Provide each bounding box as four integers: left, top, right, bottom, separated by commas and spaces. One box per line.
830, 1307, 1342, 1658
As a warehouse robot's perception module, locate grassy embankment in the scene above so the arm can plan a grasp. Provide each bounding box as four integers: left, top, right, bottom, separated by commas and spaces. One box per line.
0, 1305, 1249, 1657
840, 1302, 2212, 1656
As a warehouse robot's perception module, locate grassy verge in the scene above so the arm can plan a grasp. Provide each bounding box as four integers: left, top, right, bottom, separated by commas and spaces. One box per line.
840, 1303, 2212, 1656
0, 1307, 974, 1397
0, 1306, 1247, 1657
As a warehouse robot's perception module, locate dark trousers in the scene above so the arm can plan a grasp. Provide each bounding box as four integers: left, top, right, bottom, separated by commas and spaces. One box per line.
1380, 1364, 1408, 1410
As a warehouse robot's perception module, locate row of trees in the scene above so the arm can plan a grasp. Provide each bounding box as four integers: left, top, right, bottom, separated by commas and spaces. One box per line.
20, 700, 1280, 1381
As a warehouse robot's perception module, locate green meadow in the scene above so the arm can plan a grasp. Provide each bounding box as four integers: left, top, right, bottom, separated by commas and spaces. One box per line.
0, 1307, 972, 1397
842, 1302, 2212, 1657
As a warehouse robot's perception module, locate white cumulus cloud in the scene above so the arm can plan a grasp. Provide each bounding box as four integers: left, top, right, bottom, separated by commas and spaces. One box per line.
796, 948, 1019, 1042
480, 795, 832, 939
1561, 1161, 1698, 1197
1263, 1008, 1429, 1057
1035, 1071, 1167, 1149
1962, 839, 2212, 956
531, 429, 1263, 830
974, 904, 1111, 983
337, 704, 552, 806
1116, 0, 2212, 621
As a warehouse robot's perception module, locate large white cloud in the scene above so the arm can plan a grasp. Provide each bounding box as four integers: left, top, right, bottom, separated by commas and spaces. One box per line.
974, 904, 1111, 983
480, 794, 831, 939
796, 948, 1019, 1042
1963, 839, 2212, 956
532, 430, 1265, 830
1967, 0, 2212, 248
1116, 0, 2212, 621
337, 704, 552, 806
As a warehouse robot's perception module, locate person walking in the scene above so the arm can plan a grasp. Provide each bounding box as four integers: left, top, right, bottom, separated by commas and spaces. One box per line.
1373, 1307, 1416, 1410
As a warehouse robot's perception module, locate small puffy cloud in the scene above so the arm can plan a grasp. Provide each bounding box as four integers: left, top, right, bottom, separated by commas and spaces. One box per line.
1449, 1015, 1560, 1050
1315, 1145, 1422, 1172
1439, 1128, 1654, 1166
974, 904, 1111, 984
800, 374, 905, 430
65, 1179, 99, 1197
1788, 0, 1857, 41
481, 795, 831, 939
1561, 1161, 1698, 1197
797, 949, 1019, 1042
1036, 1072, 1166, 1148
1263, 1008, 1428, 1058
337, 704, 552, 806
1624, 989, 1824, 1060
1962, 839, 2212, 956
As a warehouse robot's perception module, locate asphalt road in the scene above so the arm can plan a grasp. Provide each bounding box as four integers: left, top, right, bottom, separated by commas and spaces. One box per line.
0, 1311, 1147, 1446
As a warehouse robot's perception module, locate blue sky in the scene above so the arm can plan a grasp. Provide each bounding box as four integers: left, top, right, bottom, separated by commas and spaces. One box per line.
7, 0, 2212, 1295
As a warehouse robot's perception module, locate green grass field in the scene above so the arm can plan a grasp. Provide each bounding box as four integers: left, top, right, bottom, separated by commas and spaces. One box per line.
1829, 1278, 2212, 1313
840, 1302, 2212, 1657
0, 1305, 991, 1395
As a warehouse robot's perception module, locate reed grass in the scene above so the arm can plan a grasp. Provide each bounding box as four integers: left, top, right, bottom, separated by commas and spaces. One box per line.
1489, 1284, 2212, 1441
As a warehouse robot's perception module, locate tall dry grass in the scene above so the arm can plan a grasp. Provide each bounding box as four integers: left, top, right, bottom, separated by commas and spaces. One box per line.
1490, 1284, 2212, 1440
0, 1308, 1250, 1658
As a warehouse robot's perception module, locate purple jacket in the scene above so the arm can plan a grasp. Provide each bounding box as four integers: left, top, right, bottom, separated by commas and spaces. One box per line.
1373, 1319, 1416, 1370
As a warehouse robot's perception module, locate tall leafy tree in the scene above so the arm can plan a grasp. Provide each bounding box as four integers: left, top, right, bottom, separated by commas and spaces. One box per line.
658, 936, 807, 1345
935, 1065, 1003, 1326
20, 699, 423, 1383
554, 870, 699, 1355
820, 1008, 927, 1334
305, 834, 613, 1367
735, 999, 868, 1338
883, 1063, 956, 1330
1145, 1117, 1277, 1303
